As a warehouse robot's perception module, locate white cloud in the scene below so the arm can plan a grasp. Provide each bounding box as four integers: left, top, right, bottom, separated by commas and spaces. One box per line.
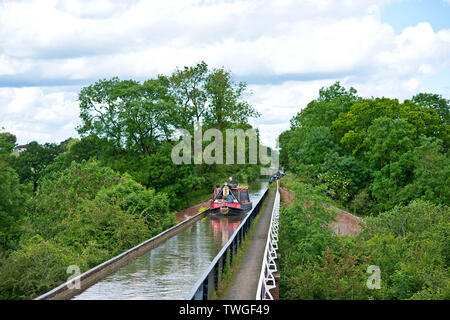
0, 0, 449, 147
0, 87, 80, 144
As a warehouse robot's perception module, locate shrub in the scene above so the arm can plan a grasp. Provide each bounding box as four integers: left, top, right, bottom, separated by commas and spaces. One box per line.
0, 235, 79, 300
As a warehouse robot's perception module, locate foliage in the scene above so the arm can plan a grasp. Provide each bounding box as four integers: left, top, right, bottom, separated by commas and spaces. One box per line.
8, 141, 61, 189
0, 235, 79, 300
0, 135, 27, 252
279, 175, 450, 300
0, 62, 266, 300
279, 82, 449, 214
290, 81, 359, 130
293, 126, 340, 165
0, 160, 173, 299
412, 92, 450, 125
77, 76, 178, 154
96, 175, 174, 235
169, 61, 209, 128
53, 198, 150, 267
278, 81, 449, 300
278, 183, 337, 268
204, 67, 260, 130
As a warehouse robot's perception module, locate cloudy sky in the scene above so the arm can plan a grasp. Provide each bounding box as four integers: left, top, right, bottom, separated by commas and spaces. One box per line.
1, 0, 450, 148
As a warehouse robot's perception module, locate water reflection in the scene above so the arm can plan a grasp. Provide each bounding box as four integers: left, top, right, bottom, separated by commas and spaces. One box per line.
210, 216, 242, 246
72, 180, 267, 300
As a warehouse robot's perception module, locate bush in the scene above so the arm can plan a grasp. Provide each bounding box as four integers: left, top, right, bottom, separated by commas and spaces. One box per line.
54, 198, 150, 267
279, 176, 450, 300
0, 235, 79, 300
96, 176, 174, 236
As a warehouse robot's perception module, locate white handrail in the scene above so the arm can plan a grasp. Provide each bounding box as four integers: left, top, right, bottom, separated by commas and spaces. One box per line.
256, 180, 280, 300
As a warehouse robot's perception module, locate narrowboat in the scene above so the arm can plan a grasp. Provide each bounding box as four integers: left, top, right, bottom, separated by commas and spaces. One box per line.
210, 186, 252, 216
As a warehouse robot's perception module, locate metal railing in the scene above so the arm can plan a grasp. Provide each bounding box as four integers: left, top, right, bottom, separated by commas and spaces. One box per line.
186, 188, 268, 300
256, 181, 280, 300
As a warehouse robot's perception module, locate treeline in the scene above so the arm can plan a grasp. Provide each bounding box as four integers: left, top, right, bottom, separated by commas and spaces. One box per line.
0, 62, 262, 299
278, 83, 449, 300
279, 82, 449, 214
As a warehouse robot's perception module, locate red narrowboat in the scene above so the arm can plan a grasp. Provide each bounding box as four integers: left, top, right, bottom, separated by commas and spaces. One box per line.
210, 185, 252, 216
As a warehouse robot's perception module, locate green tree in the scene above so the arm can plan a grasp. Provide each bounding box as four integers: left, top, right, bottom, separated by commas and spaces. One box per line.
365, 117, 415, 170
9, 141, 61, 189
114, 76, 178, 154
204, 67, 259, 130
169, 61, 208, 130
403, 136, 450, 205
412, 92, 450, 125
290, 81, 359, 130
77, 76, 177, 154
0, 136, 26, 252
294, 126, 340, 166
332, 97, 446, 156
0, 132, 16, 150
29, 160, 123, 239
321, 152, 370, 198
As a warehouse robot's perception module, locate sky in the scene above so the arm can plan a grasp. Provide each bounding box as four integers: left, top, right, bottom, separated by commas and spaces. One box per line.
1, 0, 450, 149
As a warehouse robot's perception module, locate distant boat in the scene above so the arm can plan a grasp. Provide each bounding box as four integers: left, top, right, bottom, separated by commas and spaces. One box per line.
210, 186, 252, 216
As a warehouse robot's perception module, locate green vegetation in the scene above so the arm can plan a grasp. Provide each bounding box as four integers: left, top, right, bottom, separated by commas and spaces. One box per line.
0, 62, 263, 299
278, 82, 449, 300
280, 82, 449, 213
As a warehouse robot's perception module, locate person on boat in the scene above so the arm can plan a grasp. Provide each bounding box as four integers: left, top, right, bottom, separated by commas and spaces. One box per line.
228, 177, 238, 188
222, 183, 233, 203
214, 184, 222, 200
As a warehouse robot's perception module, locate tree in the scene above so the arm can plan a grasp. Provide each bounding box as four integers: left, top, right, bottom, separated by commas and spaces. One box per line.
114, 76, 178, 154
0, 137, 25, 251
0, 235, 78, 299
321, 152, 371, 197
331, 97, 446, 156
0, 132, 16, 151
412, 92, 450, 125
404, 136, 450, 205
77, 77, 123, 149
9, 141, 61, 189
365, 117, 415, 170
169, 61, 208, 130
204, 67, 259, 130
96, 175, 174, 235
77, 76, 177, 155
29, 160, 123, 239
293, 126, 340, 166
290, 81, 359, 130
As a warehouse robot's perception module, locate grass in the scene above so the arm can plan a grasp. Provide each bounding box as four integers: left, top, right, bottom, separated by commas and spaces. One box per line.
210, 191, 270, 300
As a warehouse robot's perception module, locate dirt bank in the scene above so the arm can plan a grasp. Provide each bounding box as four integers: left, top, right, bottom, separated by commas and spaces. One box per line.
175, 199, 211, 223
279, 187, 363, 236
279, 187, 293, 207
329, 209, 362, 236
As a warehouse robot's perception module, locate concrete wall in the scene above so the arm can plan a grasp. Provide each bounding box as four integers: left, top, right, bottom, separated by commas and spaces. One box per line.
35, 209, 209, 300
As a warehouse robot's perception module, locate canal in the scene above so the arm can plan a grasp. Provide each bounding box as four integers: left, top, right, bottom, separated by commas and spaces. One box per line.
72, 179, 268, 299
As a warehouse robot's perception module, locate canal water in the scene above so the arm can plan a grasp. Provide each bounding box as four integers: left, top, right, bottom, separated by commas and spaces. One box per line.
72, 179, 268, 300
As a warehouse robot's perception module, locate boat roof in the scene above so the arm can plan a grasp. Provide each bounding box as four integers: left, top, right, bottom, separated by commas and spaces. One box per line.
231, 186, 248, 190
